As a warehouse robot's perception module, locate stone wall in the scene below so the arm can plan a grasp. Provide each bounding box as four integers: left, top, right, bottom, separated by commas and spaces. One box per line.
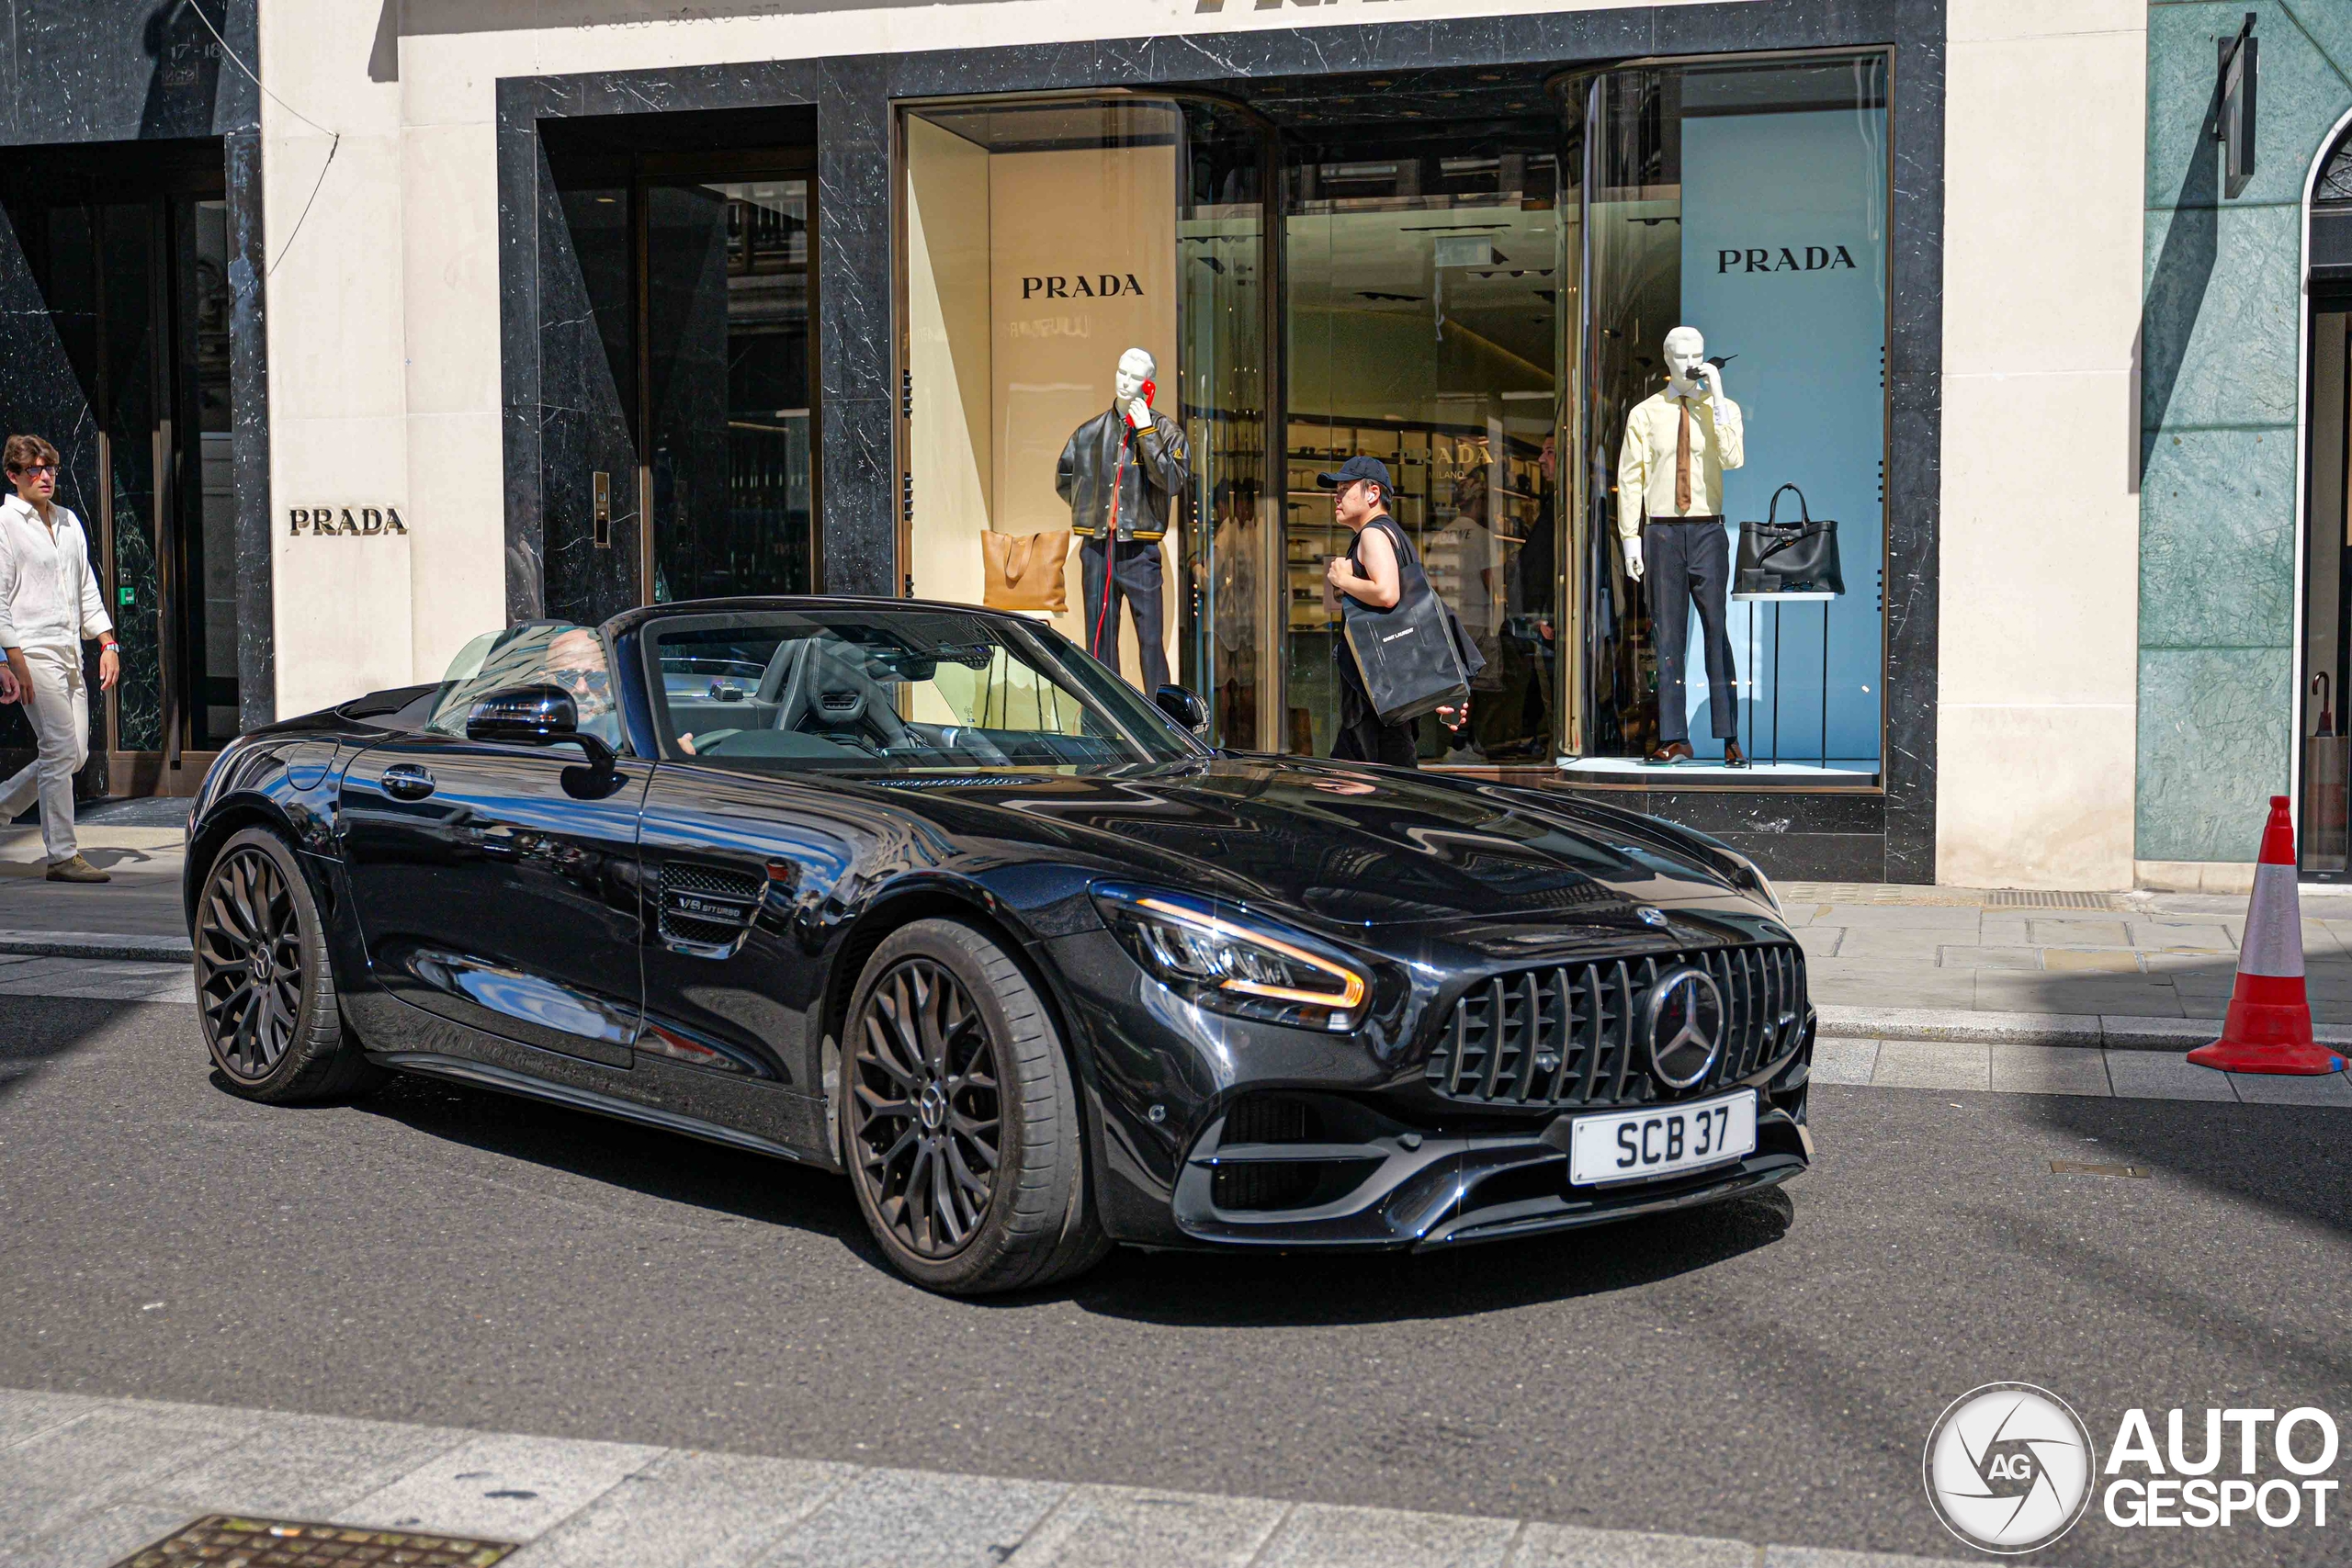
2138, 3, 2351, 873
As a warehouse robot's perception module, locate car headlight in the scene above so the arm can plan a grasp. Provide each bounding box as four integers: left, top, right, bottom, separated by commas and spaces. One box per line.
1091, 884, 1369, 1032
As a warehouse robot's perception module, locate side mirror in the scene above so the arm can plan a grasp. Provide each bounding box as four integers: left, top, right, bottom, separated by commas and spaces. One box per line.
1152, 683, 1210, 738
467, 684, 616, 769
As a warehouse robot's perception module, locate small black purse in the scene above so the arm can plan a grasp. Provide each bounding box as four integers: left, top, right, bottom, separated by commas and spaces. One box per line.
1734, 484, 1845, 596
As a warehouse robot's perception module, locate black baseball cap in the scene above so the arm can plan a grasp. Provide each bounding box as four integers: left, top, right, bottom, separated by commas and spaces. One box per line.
1316, 454, 1394, 498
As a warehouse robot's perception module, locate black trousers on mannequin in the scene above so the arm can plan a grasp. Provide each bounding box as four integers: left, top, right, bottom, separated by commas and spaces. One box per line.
1646, 518, 1738, 744
1079, 536, 1170, 693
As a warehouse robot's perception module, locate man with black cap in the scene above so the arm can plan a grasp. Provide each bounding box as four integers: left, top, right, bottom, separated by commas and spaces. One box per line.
1317, 455, 1460, 766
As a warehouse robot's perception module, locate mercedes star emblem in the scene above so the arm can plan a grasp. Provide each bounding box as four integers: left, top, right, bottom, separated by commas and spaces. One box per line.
1642, 966, 1726, 1090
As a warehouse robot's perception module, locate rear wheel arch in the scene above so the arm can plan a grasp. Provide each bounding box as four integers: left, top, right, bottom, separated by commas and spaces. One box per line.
185, 799, 300, 926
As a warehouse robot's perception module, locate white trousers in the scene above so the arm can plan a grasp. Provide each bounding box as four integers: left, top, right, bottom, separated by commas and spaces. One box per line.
0, 645, 89, 863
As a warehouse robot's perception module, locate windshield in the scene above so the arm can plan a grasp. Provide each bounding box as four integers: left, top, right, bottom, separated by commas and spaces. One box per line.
642, 608, 1201, 774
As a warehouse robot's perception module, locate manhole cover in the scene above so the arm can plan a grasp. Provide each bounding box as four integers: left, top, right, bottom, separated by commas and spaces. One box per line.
113, 1515, 518, 1567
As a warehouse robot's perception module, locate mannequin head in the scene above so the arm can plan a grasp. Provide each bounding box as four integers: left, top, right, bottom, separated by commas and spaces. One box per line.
1114, 347, 1157, 404
1663, 326, 1706, 393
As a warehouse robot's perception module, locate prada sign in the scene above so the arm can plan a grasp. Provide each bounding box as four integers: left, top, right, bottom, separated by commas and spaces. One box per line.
1716, 244, 1860, 275
288, 505, 408, 536
1021, 273, 1147, 299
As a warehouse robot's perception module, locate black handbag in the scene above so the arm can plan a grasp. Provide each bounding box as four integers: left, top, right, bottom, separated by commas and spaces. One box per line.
1340, 521, 1478, 726
1734, 484, 1845, 596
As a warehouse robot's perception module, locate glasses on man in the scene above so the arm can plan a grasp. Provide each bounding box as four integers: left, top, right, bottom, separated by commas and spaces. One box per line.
11, 464, 57, 477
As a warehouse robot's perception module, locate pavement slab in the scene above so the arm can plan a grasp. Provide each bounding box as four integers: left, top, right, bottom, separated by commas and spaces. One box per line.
1001, 1483, 1291, 1568
2105, 1053, 2238, 1103
335, 1431, 665, 1540
131, 1411, 473, 1518
1868, 1041, 1990, 1091
1510, 1522, 1756, 1567
1220, 1502, 1520, 1568
514, 1449, 856, 1568
0, 1391, 1987, 1568
758, 1467, 1069, 1568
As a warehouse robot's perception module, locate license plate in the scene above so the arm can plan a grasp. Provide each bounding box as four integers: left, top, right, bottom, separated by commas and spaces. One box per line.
1567, 1089, 1758, 1187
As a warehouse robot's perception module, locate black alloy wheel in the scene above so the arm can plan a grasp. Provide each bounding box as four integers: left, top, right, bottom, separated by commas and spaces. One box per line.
839, 919, 1109, 1293
850, 954, 1003, 1258
196, 844, 305, 1080
193, 827, 379, 1104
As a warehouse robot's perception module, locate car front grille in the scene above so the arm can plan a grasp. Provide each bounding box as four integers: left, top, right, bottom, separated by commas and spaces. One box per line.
1425, 943, 1806, 1110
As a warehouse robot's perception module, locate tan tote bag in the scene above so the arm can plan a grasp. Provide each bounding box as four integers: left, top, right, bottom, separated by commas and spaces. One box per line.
981, 528, 1070, 613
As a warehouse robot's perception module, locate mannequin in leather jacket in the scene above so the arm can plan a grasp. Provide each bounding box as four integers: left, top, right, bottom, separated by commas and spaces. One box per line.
1054, 347, 1192, 690
1055, 349, 1191, 544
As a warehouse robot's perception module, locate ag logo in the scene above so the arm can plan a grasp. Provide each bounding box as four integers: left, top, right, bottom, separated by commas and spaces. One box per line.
1924, 1383, 2096, 1554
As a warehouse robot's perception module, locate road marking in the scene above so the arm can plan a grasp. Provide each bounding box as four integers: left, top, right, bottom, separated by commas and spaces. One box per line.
0, 1387, 1971, 1567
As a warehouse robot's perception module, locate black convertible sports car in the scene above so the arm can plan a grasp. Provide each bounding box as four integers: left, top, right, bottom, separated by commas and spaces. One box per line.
185, 598, 1813, 1293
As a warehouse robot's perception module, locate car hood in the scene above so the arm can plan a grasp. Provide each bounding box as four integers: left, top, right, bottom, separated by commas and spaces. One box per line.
864, 756, 1771, 934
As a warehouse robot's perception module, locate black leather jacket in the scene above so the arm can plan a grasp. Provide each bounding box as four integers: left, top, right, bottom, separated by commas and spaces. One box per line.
1055, 407, 1191, 542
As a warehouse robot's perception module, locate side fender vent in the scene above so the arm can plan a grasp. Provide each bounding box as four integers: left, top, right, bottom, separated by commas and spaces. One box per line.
658, 863, 762, 955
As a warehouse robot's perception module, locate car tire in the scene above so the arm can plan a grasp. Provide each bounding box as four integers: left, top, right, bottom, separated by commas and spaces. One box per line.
193, 826, 381, 1104
840, 918, 1109, 1294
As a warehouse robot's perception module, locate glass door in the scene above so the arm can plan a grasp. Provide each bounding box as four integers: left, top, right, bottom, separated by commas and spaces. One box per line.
2300, 292, 2352, 876
0, 168, 238, 775
1280, 120, 1564, 763
174, 196, 240, 750
642, 171, 815, 603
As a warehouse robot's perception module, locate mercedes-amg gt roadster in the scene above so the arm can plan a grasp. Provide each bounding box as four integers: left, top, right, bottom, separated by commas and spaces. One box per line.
185, 599, 1814, 1293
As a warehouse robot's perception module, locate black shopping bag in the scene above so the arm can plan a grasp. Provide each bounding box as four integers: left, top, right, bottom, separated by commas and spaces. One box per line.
1340, 525, 1476, 726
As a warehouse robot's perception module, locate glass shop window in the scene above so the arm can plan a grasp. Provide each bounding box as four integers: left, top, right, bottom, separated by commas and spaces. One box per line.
901, 97, 1269, 724
1566, 54, 1889, 775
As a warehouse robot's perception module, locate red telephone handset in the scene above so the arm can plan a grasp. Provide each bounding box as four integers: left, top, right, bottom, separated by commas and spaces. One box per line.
1127, 379, 1156, 428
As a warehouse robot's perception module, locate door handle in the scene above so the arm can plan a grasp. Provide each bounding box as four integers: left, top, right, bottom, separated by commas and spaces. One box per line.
380, 764, 436, 801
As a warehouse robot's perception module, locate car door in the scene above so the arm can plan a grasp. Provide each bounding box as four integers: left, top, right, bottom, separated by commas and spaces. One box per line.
336, 629, 648, 1069
634, 759, 887, 1094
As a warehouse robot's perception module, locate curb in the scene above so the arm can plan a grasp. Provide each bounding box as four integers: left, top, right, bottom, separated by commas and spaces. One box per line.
1816, 1002, 2352, 1052
0, 929, 192, 964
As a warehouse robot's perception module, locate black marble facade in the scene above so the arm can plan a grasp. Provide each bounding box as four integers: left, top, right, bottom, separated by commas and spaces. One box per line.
0, 0, 269, 796
498, 1, 1944, 883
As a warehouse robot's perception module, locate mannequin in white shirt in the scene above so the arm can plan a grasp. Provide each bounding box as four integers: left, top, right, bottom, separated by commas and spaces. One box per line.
1622, 327, 1728, 583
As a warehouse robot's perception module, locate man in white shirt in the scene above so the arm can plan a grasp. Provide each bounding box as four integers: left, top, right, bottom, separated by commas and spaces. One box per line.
0, 434, 120, 882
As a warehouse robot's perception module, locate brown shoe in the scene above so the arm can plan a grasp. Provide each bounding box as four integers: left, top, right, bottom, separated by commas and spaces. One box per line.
1724, 739, 1749, 769
46, 853, 109, 884
1645, 740, 1694, 765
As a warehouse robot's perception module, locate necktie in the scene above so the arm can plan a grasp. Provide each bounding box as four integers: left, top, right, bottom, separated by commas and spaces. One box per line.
1674, 397, 1692, 514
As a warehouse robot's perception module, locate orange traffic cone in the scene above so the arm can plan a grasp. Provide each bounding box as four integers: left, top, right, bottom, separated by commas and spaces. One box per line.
2188, 795, 2346, 1075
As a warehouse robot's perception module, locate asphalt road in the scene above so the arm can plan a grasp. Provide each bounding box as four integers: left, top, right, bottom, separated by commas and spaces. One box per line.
5, 994, 2350, 1565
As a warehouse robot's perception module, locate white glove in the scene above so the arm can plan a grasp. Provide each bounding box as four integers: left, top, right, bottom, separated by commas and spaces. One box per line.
1125, 397, 1151, 431
1623, 536, 1645, 581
